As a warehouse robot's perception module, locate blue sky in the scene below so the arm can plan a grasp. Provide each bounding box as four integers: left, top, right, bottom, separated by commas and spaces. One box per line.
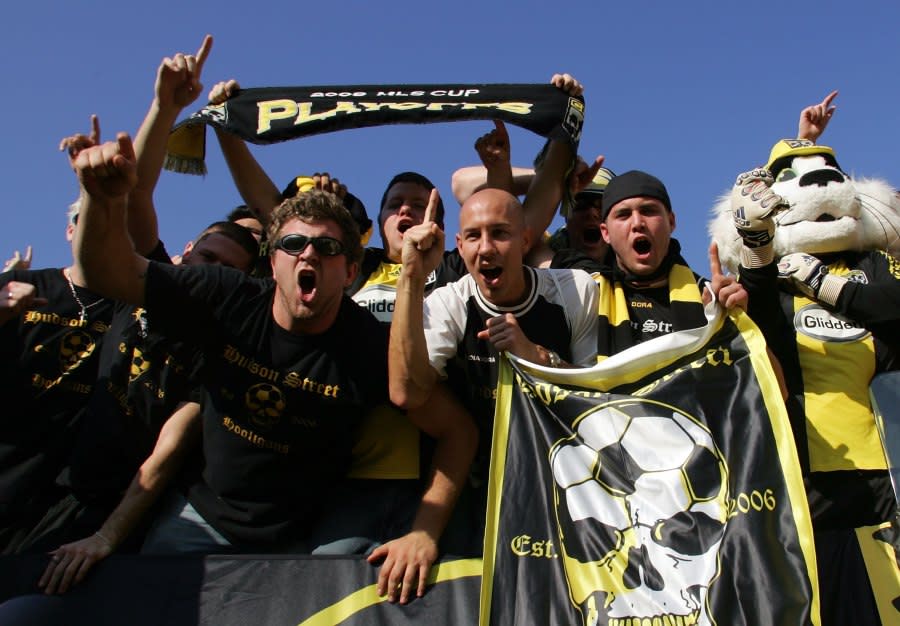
3, 1, 898, 274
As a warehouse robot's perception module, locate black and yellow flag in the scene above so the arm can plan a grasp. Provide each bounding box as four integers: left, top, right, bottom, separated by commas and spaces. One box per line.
481, 306, 820, 625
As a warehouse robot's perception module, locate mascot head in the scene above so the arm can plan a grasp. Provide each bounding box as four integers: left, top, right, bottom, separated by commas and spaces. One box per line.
709, 139, 900, 271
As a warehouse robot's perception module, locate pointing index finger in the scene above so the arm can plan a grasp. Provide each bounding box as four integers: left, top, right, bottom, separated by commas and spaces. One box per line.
90, 115, 101, 145
195, 35, 213, 74
708, 242, 723, 278
821, 90, 838, 109
423, 188, 439, 224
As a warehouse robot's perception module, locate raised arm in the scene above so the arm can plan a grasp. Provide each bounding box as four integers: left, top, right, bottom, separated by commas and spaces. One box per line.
73, 133, 147, 305
389, 190, 445, 409
520, 73, 582, 241
208, 79, 282, 223
797, 90, 837, 143
450, 165, 535, 205
129, 35, 213, 255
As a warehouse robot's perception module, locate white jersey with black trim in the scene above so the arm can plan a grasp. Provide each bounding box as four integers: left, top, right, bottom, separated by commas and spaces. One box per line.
423, 266, 598, 381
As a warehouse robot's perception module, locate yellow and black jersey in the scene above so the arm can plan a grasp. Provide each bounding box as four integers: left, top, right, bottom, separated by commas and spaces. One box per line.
741, 251, 897, 529
346, 248, 466, 481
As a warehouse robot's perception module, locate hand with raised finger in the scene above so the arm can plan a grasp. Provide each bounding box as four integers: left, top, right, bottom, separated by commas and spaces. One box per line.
400, 189, 444, 278
475, 120, 511, 169
550, 73, 584, 97
38, 533, 113, 595
730, 168, 786, 268
569, 154, 605, 196
707, 243, 747, 311
798, 90, 837, 143
156, 34, 213, 110
208, 79, 240, 105
75, 133, 139, 201
777, 252, 847, 306
59, 115, 101, 168
368, 530, 437, 604
3, 245, 32, 272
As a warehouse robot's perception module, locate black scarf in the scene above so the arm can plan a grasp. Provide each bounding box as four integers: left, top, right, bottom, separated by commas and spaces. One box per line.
165, 83, 583, 175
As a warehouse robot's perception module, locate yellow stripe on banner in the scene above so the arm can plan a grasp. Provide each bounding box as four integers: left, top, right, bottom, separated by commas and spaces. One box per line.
479, 358, 514, 626
735, 310, 821, 626
855, 522, 900, 625
297, 558, 483, 626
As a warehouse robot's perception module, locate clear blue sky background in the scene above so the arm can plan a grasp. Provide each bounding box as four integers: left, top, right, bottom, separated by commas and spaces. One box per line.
3, 1, 898, 274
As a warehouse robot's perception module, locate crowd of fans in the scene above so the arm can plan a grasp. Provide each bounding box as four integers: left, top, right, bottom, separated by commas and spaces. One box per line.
1, 36, 896, 625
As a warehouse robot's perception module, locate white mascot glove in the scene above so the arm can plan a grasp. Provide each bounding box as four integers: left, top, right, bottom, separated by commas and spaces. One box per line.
730, 169, 786, 268
777, 253, 848, 306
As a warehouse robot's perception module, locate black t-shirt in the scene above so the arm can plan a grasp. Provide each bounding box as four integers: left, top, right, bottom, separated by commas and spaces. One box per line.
64, 243, 204, 498
0, 268, 113, 519
144, 262, 388, 546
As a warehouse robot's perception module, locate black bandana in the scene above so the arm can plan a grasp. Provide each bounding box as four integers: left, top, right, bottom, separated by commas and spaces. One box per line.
165, 83, 584, 175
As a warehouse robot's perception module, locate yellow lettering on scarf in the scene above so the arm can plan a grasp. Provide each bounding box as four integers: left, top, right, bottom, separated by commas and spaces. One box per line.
257, 99, 298, 133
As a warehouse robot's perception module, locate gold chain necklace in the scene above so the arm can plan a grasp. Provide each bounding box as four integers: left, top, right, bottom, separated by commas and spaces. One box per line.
64, 268, 104, 323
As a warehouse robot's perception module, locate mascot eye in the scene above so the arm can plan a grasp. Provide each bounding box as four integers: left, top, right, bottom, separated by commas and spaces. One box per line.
775, 169, 797, 183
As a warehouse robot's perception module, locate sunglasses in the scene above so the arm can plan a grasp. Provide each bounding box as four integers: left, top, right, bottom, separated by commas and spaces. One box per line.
571, 196, 603, 213
273, 233, 345, 256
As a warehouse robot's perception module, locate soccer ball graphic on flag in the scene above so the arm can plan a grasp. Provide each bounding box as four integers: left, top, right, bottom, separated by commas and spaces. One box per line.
550, 399, 729, 626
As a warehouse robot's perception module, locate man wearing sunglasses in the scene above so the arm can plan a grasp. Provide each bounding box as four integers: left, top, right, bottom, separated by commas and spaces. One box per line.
71, 133, 390, 561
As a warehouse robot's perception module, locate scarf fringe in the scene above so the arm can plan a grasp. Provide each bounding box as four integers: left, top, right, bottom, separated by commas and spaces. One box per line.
163, 154, 207, 176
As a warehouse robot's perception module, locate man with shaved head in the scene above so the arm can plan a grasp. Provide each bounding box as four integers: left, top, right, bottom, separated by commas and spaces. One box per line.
389, 187, 598, 554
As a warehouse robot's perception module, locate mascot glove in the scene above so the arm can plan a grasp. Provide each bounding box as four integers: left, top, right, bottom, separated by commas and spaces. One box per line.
731, 169, 786, 267
777, 253, 847, 306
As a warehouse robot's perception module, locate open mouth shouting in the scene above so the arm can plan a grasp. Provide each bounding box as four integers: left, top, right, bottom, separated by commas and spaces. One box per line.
298, 269, 318, 302
397, 218, 415, 235
633, 236, 653, 258
480, 265, 503, 288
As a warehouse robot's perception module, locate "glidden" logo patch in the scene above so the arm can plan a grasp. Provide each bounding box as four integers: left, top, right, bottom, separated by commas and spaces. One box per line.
794, 304, 869, 342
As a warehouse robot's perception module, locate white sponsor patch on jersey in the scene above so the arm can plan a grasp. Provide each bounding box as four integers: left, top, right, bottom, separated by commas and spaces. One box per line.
352, 284, 397, 323
793, 303, 869, 342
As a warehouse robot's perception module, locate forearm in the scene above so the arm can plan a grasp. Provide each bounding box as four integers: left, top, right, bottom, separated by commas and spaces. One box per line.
128, 100, 182, 254
389, 272, 438, 409
407, 388, 477, 541
739, 263, 787, 345
522, 140, 573, 238
214, 128, 281, 221
74, 192, 148, 305
835, 280, 900, 324
96, 402, 200, 548
451, 165, 534, 204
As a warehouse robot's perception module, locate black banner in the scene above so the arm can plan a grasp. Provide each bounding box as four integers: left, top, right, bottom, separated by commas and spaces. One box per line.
482, 307, 820, 625
0, 555, 481, 625
165, 83, 584, 174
